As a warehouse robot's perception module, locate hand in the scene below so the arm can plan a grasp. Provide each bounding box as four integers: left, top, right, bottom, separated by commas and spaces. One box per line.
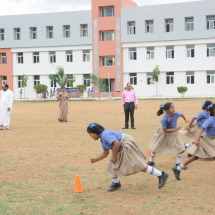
110, 156, 116, 163
7, 107, 11, 111
135, 105, 138, 109
91, 158, 97, 163
185, 119, 190, 124
122, 104, 124, 106
195, 141, 200, 146
186, 126, 191, 132
176, 126, 182, 131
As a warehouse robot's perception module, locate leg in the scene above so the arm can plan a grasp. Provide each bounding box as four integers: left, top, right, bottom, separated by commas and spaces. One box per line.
107, 174, 121, 192
143, 165, 169, 189
129, 103, 135, 128
124, 103, 129, 128
147, 152, 156, 166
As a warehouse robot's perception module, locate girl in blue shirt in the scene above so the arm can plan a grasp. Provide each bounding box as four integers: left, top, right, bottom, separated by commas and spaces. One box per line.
148, 102, 190, 168
173, 104, 215, 180
180, 100, 212, 157
87, 122, 169, 192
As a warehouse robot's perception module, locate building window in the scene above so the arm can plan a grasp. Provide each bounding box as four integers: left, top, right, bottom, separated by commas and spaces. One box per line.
102, 57, 115, 67
166, 46, 174, 59
186, 71, 194, 84
2, 76, 7, 85
101, 31, 114, 41
186, 45, 195, 58
129, 48, 137, 60
1, 53, 6, 64
18, 76, 23, 88
81, 24, 88, 37
101, 7, 114, 17
128, 22, 135, 35
84, 74, 90, 87
185, 18, 194, 31
33, 52, 39, 64
64, 25, 70, 38
207, 71, 215, 84
166, 72, 174, 84
47, 26, 53, 38
34, 75, 40, 86
17, 53, 23, 64
147, 72, 154, 85
207, 16, 215, 30
50, 51, 56, 63
14, 28, 20, 40
83, 50, 90, 62
0, 29, 4, 41
30, 27, 37, 39
130, 73, 137, 85
146, 20, 154, 33
166, 19, 173, 32
51, 80, 57, 88
147, 47, 154, 60
207, 44, 215, 57
66, 51, 73, 62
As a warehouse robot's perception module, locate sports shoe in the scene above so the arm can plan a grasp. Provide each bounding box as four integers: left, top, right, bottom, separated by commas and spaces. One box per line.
147, 161, 155, 166
184, 144, 187, 149
176, 163, 187, 170
172, 166, 181, 180
107, 182, 121, 192
187, 153, 192, 158
5, 127, 10, 130
158, 172, 169, 189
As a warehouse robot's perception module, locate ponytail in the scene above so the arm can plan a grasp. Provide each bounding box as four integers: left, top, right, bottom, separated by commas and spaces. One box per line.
157, 102, 172, 116
208, 104, 215, 116
202, 100, 212, 110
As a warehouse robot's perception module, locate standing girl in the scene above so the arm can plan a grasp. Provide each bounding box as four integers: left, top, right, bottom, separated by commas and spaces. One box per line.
147, 102, 190, 167
87, 123, 169, 192
173, 103, 215, 180
179, 100, 212, 157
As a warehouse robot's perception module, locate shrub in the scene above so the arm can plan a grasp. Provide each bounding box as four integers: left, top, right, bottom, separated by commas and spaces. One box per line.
177, 86, 188, 98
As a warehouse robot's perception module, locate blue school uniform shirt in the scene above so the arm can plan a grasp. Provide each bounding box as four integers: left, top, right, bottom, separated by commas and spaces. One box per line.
161, 111, 182, 130
100, 130, 123, 151
50, 89, 52, 93
202, 116, 215, 136
91, 89, 95, 92
87, 90, 90, 93
195, 110, 210, 127
53, 89, 55, 93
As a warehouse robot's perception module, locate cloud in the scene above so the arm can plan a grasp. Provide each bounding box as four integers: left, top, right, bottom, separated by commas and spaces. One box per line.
0, 0, 203, 16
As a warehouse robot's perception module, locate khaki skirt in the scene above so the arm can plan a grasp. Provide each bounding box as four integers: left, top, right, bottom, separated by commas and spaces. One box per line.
188, 133, 215, 159
107, 134, 147, 177
149, 127, 185, 154
179, 123, 202, 142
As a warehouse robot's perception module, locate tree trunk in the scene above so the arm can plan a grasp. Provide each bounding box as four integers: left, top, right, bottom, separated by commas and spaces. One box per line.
156, 82, 158, 96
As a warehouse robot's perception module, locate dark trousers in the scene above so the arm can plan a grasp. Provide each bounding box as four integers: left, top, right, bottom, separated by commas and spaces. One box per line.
124, 102, 135, 127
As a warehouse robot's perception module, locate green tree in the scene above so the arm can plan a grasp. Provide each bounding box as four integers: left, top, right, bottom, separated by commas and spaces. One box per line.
177, 86, 188, 98
48, 66, 75, 88
76, 85, 87, 100
152, 65, 160, 96
20, 74, 28, 98
89, 74, 109, 99
33, 84, 48, 100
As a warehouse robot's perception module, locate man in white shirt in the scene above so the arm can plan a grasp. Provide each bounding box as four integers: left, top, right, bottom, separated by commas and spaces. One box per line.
0, 84, 13, 130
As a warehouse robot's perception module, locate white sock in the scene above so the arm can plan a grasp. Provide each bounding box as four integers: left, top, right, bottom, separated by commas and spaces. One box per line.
146, 166, 162, 177
177, 164, 185, 171
150, 153, 156, 162
176, 154, 183, 165
111, 174, 119, 184
185, 142, 193, 147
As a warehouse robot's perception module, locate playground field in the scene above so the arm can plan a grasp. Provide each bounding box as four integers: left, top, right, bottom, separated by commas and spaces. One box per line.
1, 99, 215, 215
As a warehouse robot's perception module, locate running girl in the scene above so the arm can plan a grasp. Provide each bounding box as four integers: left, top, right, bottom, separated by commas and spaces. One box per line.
87, 122, 169, 192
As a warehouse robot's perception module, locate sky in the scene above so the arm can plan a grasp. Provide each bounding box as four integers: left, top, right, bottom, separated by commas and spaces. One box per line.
0, 0, 203, 16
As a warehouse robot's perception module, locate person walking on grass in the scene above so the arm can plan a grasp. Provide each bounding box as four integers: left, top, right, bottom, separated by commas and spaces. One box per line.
147, 102, 190, 168
173, 103, 215, 180
88, 122, 168, 192
121, 83, 138, 129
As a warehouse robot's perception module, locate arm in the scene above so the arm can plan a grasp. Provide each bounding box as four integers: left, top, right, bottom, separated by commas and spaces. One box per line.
110, 140, 120, 163
186, 116, 196, 131
163, 127, 182, 133
91, 150, 109, 163
194, 128, 205, 146
121, 92, 125, 105
181, 113, 190, 124
57, 94, 61, 101
134, 91, 138, 109
8, 91, 13, 111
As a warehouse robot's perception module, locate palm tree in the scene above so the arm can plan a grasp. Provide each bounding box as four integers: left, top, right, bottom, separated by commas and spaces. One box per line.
49, 66, 75, 88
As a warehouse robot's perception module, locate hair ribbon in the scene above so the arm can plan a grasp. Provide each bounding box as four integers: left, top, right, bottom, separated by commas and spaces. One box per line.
160, 104, 165, 109
208, 104, 213, 109
202, 103, 206, 108
90, 122, 96, 128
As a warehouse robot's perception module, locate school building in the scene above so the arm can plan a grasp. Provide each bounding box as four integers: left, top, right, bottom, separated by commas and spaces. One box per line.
0, 0, 215, 99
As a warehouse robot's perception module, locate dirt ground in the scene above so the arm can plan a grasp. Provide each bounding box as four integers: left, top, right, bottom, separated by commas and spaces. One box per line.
1, 99, 215, 215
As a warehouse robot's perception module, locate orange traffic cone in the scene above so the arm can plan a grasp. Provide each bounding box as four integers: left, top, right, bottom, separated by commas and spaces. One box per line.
74, 175, 83, 193
149, 150, 152, 157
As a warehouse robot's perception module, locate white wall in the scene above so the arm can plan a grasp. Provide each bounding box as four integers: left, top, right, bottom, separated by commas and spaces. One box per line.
123, 38, 215, 97
12, 45, 93, 99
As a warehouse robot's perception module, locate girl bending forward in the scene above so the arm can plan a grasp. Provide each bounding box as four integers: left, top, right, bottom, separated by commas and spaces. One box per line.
88, 123, 169, 192
147, 102, 190, 168
173, 104, 215, 180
